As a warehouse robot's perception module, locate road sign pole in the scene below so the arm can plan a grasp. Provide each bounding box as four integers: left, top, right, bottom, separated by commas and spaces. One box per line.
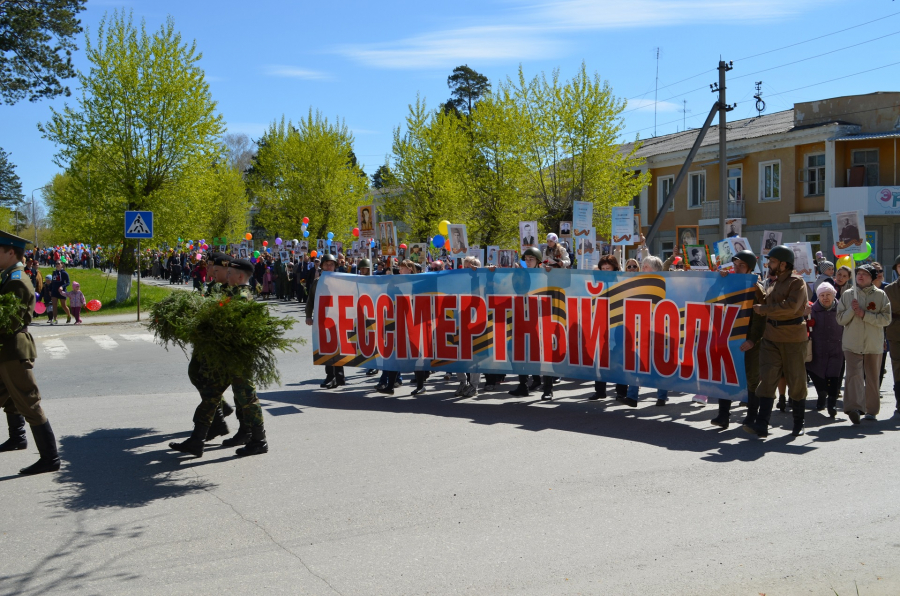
137, 239, 141, 322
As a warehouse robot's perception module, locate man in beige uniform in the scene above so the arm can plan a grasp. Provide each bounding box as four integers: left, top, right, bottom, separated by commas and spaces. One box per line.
883, 255, 900, 415
0, 230, 60, 474
745, 245, 809, 438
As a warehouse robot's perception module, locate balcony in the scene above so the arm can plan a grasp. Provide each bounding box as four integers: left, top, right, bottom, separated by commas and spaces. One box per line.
700, 199, 745, 220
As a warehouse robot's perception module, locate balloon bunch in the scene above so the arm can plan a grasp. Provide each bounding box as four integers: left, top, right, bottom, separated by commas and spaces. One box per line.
432, 219, 451, 248
301, 217, 310, 238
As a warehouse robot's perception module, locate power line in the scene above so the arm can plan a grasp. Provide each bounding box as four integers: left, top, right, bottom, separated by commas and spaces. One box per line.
622, 10, 900, 114
734, 10, 900, 61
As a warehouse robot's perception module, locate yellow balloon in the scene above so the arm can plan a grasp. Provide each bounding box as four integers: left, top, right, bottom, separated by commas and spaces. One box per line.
438, 220, 450, 236
836, 255, 854, 269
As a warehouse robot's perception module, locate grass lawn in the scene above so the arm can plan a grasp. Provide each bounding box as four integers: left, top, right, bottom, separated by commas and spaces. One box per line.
39, 267, 176, 318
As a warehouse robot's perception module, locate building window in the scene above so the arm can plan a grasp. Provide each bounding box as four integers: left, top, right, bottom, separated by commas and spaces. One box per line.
688, 172, 705, 208
661, 241, 674, 261
806, 233, 821, 257
805, 154, 825, 196
658, 176, 675, 213
852, 149, 879, 186
759, 161, 780, 201
727, 167, 742, 202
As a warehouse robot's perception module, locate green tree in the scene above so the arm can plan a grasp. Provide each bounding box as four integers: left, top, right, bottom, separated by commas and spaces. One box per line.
446, 65, 490, 116
40, 11, 224, 300
0, 147, 24, 213
506, 63, 648, 239
371, 164, 392, 189
248, 111, 369, 245
0, 0, 86, 104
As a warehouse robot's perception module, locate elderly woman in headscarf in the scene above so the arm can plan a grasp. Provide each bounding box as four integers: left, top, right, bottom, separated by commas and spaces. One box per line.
813, 260, 835, 297
543, 233, 570, 269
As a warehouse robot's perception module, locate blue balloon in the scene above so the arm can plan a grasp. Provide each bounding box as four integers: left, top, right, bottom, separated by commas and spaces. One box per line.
432, 235, 445, 248
327, 232, 334, 240
303, 230, 310, 237
370, 239, 376, 247
326, 239, 332, 246
520, 260, 527, 268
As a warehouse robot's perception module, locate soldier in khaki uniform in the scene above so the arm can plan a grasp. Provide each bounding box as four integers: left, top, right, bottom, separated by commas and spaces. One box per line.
883, 255, 900, 415
744, 245, 810, 438
711, 250, 767, 429
0, 230, 61, 474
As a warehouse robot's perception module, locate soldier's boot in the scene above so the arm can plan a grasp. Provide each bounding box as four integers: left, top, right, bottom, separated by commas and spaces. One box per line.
827, 394, 838, 419
235, 426, 268, 457
168, 424, 208, 458
776, 394, 786, 412
816, 395, 826, 411
222, 401, 234, 418
206, 407, 230, 441
19, 422, 60, 475
508, 382, 530, 397
711, 399, 731, 429
741, 392, 759, 426
0, 413, 27, 452
791, 398, 805, 436
744, 397, 774, 438
540, 377, 553, 401
221, 420, 251, 447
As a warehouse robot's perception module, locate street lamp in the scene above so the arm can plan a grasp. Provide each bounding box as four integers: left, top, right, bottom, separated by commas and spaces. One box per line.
31, 185, 49, 248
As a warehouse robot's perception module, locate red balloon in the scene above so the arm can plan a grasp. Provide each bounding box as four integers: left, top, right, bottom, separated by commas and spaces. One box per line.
262, 240, 268, 247
352, 228, 360, 237
302, 217, 310, 224
399, 243, 407, 249
86, 299, 102, 312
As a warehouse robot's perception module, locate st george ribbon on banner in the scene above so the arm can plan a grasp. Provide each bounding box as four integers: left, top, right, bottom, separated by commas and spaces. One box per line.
311, 269, 757, 400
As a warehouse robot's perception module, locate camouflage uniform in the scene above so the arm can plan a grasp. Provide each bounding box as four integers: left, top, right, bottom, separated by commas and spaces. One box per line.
226, 285, 266, 428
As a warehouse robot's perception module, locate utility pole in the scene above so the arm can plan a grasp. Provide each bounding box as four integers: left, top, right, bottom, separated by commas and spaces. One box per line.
654, 47, 661, 137
715, 60, 735, 240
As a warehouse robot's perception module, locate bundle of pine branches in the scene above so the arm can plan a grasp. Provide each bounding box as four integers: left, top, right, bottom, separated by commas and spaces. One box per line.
148, 291, 303, 388
0, 293, 27, 337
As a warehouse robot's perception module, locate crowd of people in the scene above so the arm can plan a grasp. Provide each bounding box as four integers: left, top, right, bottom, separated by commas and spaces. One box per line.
299, 233, 899, 439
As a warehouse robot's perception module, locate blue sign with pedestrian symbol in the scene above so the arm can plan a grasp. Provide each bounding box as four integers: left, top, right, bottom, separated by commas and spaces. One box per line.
124, 211, 153, 239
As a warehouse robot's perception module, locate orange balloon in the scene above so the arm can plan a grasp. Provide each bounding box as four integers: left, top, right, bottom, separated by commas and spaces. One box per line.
245, 233, 252, 240
310, 250, 317, 258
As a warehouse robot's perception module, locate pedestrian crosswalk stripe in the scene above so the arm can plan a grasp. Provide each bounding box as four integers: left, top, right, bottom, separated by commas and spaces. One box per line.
42, 338, 69, 359
90, 335, 119, 350
120, 333, 154, 342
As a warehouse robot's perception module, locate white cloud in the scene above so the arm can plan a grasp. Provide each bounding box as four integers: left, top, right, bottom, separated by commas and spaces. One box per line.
338, 26, 562, 69
264, 65, 331, 80
339, 0, 825, 69
625, 98, 681, 112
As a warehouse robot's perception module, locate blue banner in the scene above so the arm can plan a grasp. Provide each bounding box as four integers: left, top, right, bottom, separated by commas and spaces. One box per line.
311, 269, 757, 400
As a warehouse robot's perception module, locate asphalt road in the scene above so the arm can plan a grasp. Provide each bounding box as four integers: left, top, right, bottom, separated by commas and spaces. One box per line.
1, 298, 898, 595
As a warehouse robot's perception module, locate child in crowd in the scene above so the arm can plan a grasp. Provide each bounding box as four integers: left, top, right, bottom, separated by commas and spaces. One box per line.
40, 275, 54, 320
67, 281, 87, 324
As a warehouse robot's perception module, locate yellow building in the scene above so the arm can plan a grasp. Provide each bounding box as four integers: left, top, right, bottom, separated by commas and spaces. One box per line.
627, 92, 900, 266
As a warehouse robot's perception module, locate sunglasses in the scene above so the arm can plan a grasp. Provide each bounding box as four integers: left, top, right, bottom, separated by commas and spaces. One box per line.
874, 270, 883, 275
626, 265, 639, 270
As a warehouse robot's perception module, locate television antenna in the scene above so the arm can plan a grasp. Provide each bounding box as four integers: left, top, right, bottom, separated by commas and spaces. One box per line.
754, 81, 766, 117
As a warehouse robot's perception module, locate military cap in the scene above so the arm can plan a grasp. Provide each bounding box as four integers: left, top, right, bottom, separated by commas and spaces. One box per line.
357, 258, 372, 270
766, 245, 794, 267
732, 250, 757, 271
320, 253, 337, 263
229, 258, 254, 273
0, 229, 30, 250
210, 252, 233, 268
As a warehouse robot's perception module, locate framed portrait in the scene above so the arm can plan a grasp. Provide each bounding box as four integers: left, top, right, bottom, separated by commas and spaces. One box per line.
715, 239, 734, 271
316, 239, 326, 253
576, 227, 596, 270
298, 240, 309, 254
499, 250, 516, 268
466, 246, 485, 264
725, 218, 742, 238
559, 221, 572, 239
486, 245, 499, 266
685, 244, 709, 270
448, 224, 469, 255
379, 221, 397, 256
786, 242, 816, 281
358, 205, 376, 238
760, 230, 782, 256
832, 210, 866, 254
519, 221, 538, 248
410, 243, 427, 263
676, 225, 699, 250
633, 214, 642, 238
279, 250, 289, 261
728, 237, 751, 256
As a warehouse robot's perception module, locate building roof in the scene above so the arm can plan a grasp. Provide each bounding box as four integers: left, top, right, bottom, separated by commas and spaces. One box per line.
829, 130, 900, 141
622, 109, 818, 160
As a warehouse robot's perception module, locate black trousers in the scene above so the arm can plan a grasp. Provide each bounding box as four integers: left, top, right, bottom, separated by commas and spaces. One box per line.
808, 370, 840, 405
594, 382, 628, 396
325, 365, 344, 380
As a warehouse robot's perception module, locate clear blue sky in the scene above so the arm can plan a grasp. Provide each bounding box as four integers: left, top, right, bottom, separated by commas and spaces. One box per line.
3, 0, 900, 206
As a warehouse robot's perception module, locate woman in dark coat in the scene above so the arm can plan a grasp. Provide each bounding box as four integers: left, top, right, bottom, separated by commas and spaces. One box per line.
806, 282, 844, 417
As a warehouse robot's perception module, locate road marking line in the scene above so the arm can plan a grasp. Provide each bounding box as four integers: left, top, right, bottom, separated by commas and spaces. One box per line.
120, 334, 154, 342
42, 338, 69, 359
90, 335, 119, 350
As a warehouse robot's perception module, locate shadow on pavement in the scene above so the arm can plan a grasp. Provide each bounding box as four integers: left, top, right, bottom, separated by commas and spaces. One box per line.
51, 427, 216, 511
0, 512, 144, 596
258, 381, 900, 462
